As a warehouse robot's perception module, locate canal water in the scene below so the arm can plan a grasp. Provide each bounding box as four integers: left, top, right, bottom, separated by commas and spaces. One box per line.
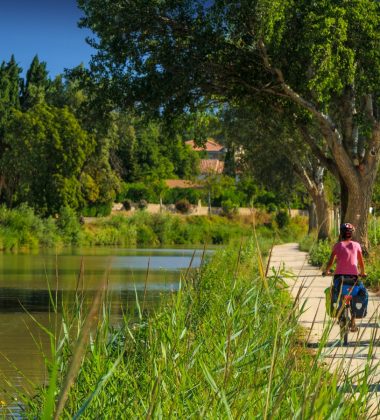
0, 247, 209, 408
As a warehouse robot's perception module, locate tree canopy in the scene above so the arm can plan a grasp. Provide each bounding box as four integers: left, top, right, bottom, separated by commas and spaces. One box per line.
77, 0, 380, 247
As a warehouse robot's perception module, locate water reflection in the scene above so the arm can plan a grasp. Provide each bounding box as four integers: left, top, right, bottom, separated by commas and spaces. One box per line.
0, 247, 211, 409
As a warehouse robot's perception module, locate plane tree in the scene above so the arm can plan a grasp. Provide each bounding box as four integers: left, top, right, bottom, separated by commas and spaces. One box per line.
221, 103, 332, 239
78, 0, 380, 249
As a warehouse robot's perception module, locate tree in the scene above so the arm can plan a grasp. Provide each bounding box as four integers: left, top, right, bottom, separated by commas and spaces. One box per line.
21, 55, 50, 109
78, 0, 380, 250
107, 111, 200, 182
1, 104, 95, 214
222, 104, 331, 239
0, 56, 23, 200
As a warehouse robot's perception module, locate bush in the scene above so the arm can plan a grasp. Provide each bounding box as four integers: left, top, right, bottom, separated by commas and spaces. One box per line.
118, 182, 156, 203
136, 224, 158, 245
175, 199, 191, 214
56, 206, 81, 245
164, 188, 202, 205
81, 202, 112, 217
138, 199, 148, 210
123, 199, 133, 211
266, 203, 278, 213
308, 239, 332, 267
221, 199, 238, 217
299, 234, 317, 252
275, 210, 290, 228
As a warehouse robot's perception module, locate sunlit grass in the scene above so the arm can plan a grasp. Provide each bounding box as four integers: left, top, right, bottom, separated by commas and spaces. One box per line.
15, 237, 377, 418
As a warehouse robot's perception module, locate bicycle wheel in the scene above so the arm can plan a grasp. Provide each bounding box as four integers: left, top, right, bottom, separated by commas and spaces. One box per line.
339, 306, 350, 346
343, 306, 350, 346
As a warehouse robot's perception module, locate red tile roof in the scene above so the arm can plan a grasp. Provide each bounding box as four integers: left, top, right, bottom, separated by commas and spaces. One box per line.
185, 138, 225, 152
199, 159, 225, 174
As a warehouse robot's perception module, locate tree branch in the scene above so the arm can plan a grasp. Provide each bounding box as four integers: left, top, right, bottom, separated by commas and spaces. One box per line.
297, 124, 339, 178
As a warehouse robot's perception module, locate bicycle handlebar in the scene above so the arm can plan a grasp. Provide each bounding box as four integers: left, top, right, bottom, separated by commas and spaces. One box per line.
321, 271, 367, 278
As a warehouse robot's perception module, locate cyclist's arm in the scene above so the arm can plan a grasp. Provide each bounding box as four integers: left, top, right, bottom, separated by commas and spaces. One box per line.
358, 250, 366, 276
323, 252, 335, 274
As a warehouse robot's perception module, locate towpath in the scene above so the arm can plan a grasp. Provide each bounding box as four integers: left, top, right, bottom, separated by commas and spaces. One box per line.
271, 243, 380, 416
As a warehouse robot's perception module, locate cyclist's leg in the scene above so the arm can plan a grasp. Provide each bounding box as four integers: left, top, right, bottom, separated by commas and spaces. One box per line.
350, 315, 358, 332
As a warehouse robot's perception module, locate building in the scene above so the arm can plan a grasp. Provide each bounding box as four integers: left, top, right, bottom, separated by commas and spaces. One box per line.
185, 138, 226, 175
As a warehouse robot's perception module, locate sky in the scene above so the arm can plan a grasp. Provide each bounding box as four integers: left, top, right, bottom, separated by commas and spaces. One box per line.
0, 0, 95, 78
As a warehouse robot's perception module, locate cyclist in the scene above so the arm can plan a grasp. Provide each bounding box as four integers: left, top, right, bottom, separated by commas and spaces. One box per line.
322, 222, 366, 332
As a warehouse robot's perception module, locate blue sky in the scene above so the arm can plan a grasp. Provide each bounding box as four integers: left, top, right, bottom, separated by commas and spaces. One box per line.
0, 0, 94, 78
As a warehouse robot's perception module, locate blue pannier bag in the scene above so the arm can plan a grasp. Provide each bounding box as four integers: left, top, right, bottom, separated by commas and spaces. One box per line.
350, 284, 368, 319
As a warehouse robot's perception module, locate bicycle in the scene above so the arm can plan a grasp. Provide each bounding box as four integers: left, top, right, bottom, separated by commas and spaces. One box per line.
323, 272, 367, 346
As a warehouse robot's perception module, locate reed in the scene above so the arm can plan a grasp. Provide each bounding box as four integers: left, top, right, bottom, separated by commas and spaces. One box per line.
19, 237, 376, 418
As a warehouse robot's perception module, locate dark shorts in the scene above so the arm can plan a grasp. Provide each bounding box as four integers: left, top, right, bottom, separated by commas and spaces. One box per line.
333, 274, 358, 288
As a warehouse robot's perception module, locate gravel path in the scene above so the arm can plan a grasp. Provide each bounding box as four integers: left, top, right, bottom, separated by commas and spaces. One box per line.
271, 243, 380, 417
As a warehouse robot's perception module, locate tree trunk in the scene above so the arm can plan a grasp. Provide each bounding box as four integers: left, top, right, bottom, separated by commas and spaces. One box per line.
314, 191, 330, 240
293, 163, 331, 240
339, 177, 349, 223
308, 202, 317, 233
342, 179, 373, 254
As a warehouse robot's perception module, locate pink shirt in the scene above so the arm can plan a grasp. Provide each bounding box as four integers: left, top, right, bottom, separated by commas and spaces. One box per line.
333, 240, 362, 275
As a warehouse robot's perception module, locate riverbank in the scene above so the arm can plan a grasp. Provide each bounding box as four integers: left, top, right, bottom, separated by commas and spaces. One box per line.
0, 205, 307, 251
19, 240, 371, 418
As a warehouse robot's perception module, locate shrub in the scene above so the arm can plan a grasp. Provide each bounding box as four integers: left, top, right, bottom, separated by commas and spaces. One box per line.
266, 203, 278, 213
275, 210, 290, 228
123, 199, 133, 211
163, 188, 202, 205
299, 234, 317, 252
136, 224, 158, 245
56, 206, 81, 245
175, 199, 191, 214
221, 199, 238, 217
138, 199, 148, 210
118, 182, 156, 203
308, 239, 332, 267
81, 202, 112, 217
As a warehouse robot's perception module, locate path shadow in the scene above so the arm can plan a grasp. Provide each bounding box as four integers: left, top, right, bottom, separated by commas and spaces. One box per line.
306, 339, 380, 349
338, 383, 380, 393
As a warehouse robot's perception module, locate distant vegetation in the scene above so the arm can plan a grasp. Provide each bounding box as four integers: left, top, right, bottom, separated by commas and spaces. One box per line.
0, 54, 310, 228
0, 205, 307, 251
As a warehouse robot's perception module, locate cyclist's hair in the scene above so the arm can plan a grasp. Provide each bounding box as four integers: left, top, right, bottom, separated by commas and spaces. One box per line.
340, 222, 354, 240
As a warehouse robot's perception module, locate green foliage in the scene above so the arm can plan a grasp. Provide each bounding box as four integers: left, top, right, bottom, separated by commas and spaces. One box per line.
137, 199, 148, 210
221, 199, 238, 217
1, 104, 95, 214
299, 234, 317, 252
0, 204, 59, 251
175, 199, 191, 214
0, 55, 22, 133
122, 199, 133, 211
275, 210, 290, 228
56, 206, 81, 245
118, 182, 155, 203
81, 202, 112, 217
76, 0, 380, 245
308, 240, 332, 267
110, 113, 199, 182
22, 241, 373, 418
21, 55, 49, 109
163, 188, 201, 205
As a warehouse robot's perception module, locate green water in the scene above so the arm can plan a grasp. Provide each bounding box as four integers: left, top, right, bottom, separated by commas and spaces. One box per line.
0, 247, 208, 406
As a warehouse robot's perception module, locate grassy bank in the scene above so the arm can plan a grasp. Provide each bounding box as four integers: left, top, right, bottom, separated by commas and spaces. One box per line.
18, 240, 371, 418
0, 205, 307, 251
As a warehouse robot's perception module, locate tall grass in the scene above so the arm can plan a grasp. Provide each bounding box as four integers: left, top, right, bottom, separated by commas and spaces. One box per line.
19, 238, 375, 418
0, 204, 308, 251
